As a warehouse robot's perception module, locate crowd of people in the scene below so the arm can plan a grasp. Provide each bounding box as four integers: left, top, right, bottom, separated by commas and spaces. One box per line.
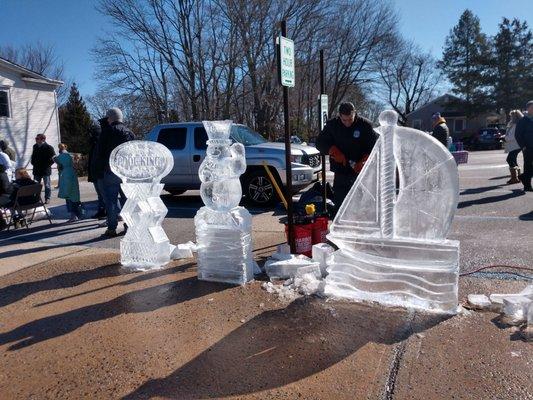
0, 107, 134, 234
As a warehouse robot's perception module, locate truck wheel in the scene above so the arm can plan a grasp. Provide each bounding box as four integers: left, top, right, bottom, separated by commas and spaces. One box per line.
166, 189, 186, 196
243, 170, 277, 206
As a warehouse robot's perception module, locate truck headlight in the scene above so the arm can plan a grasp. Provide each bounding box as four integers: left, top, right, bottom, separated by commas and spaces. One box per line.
290, 154, 302, 163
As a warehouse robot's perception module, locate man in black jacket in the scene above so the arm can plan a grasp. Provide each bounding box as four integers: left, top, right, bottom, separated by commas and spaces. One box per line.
88, 120, 106, 219
316, 102, 378, 215
431, 113, 450, 148
515, 100, 533, 192
30, 133, 56, 203
97, 108, 135, 237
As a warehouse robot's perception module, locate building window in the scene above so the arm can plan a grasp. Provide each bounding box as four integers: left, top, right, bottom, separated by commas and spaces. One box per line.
412, 119, 421, 130
0, 90, 9, 118
454, 119, 464, 133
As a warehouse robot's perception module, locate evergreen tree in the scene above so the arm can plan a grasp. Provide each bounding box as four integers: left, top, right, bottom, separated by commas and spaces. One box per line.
59, 83, 93, 154
439, 10, 491, 116
490, 18, 533, 116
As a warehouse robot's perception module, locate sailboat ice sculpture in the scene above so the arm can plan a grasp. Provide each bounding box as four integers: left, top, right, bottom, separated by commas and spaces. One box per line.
324, 110, 460, 314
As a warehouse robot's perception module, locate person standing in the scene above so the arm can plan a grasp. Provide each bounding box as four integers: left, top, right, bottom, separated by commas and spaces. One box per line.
0, 164, 13, 230
0, 145, 13, 180
96, 108, 134, 237
515, 100, 533, 192
30, 133, 56, 203
316, 102, 378, 215
0, 139, 16, 162
504, 110, 524, 184
431, 113, 450, 148
88, 120, 106, 219
55, 143, 84, 222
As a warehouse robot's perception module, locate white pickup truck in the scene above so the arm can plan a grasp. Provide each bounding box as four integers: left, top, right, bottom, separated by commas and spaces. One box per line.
146, 122, 321, 206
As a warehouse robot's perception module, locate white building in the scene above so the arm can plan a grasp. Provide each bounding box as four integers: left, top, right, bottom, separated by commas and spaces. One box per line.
0, 56, 63, 175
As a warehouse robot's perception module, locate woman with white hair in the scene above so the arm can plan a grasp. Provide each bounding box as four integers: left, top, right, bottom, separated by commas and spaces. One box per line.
504, 109, 523, 184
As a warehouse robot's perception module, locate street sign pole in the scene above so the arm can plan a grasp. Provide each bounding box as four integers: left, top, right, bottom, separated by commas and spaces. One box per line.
278, 19, 295, 253
319, 49, 327, 213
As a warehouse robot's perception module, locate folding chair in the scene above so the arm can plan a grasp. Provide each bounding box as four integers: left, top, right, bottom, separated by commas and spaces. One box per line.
7, 183, 52, 230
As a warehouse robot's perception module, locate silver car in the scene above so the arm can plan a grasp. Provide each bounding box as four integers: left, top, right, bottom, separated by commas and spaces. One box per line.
145, 122, 321, 206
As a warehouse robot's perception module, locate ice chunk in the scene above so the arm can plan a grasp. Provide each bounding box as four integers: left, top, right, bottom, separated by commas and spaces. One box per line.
467, 294, 492, 310
312, 243, 335, 275
501, 296, 530, 325
109, 141, 174, 271
324, 110, 460, 314
195, 120, 253, 285
170, 242, 196, 259
277, 243, 291, 254
293, 273, 324, 296
265, 255, 320, 280
294, 264, 322, 279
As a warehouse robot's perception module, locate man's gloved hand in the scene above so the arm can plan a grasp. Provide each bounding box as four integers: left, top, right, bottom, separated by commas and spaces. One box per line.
329, 145, 347, 166
351, 154, 369, 173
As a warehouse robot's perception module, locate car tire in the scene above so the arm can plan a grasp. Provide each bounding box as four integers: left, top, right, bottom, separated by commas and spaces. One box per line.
243, 170, 278, 207
166, 189, 186, 196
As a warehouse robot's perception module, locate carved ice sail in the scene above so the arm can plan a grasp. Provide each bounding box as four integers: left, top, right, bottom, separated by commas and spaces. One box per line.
325, 110, 460, 314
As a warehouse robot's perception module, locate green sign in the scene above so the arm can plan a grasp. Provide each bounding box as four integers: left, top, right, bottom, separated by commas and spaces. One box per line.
278, 35, 295, 87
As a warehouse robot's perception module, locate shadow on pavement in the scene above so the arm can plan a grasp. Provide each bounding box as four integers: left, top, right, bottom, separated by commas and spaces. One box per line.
33, 263, 195, 307
460, 184, 504, 195
0, 264, 226, 351
458, 189, 525, 209
488, 175, 509, 181
123, 298, 447, 399
518, 210, 533, 221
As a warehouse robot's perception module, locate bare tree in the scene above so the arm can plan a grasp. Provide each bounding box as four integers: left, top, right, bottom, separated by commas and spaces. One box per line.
0, 42, 69, 103
378, 41, 442, 125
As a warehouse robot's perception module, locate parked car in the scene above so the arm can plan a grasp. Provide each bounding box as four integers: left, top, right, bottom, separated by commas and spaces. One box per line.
470, 128, 504, 150
146, 123, 321, 206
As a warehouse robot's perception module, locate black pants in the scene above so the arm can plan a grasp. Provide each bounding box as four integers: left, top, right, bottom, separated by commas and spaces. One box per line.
333, 173, 357, 217
522, 148, 533, 189
506, 149, 521, 169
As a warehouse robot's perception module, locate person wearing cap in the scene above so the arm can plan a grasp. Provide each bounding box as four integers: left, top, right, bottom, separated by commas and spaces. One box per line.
96, 107, 135, 237
316, 102, 378, 216
515, 100, 533, 192
431, 112, 449, 148
30, 133, 56, 203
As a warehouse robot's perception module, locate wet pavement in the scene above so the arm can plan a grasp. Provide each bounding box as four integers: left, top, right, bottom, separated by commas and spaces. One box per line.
0, 150, 533, 399
0, 251, 531, 399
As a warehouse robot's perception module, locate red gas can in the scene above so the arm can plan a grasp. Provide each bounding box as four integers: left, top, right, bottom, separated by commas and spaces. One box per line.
312, 216, 329, 244
285, 223, 313, 257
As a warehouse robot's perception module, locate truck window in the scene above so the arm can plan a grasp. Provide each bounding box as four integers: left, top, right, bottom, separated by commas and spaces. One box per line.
194, 127, 208, 150
157, 127, 187, 150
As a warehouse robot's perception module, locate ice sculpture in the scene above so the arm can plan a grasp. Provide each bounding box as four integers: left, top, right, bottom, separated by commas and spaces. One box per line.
109, 141, 174, 270
324, 110, 460, 314
194, 120, 254, 285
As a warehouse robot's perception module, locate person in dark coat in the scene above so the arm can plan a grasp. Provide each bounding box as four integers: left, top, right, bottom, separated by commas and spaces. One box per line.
96, 107, 135, 237
0, 139, 16, 162
316, 102, 378, 215
88, 120, 106, 219
515, 100, 533, 192
0, 164, 13, 230
30, 133, 56, 203
431, 113, 450, 148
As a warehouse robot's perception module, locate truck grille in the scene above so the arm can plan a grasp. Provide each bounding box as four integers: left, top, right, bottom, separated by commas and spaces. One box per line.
303, 154, 321, 168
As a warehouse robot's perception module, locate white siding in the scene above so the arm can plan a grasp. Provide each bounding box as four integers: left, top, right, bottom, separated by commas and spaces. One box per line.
0, 66, 60, 178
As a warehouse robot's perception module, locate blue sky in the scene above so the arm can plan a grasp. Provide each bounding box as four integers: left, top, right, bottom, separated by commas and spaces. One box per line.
1, 0, 531, 98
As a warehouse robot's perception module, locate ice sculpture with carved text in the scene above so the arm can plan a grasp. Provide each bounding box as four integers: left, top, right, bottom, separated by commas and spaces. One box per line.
110, 141, 174, 271
194, 120, 254, 285
324, 110, 460, 314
